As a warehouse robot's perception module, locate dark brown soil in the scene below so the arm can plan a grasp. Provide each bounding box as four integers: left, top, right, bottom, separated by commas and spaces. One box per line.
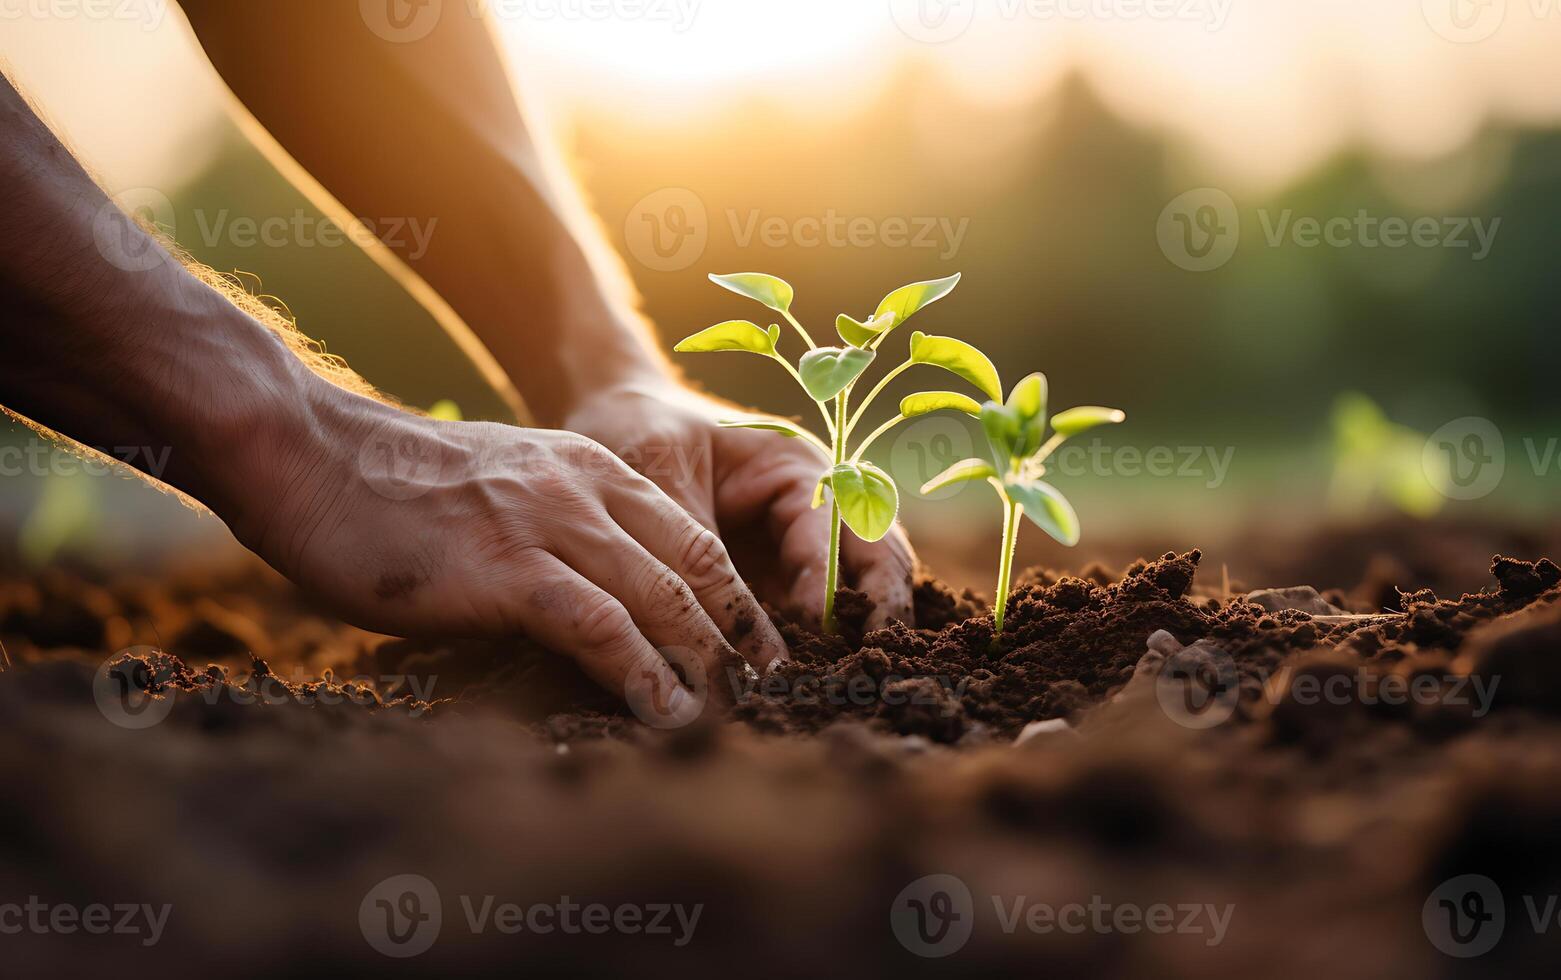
3, 525, 1561, 977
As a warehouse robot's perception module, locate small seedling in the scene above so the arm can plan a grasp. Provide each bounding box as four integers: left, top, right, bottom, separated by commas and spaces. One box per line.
674, 271, 1000, 633
1328, 392, 1443, 518
921, 374, 1124, 638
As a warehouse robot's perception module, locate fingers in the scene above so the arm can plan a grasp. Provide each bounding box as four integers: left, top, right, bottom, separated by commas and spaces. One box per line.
601, 482, 789, 674
603, 431, 720, 533
719, 447, 916, 629
503, 550, 704, 728
767, 471, 915, 630
775, 491, 832, 621
842, 525, 917, 629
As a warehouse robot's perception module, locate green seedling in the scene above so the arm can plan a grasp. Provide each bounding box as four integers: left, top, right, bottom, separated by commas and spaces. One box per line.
1328, 392, 1443, 518
921, 374, 1124, 638
674, 271, 1000, 633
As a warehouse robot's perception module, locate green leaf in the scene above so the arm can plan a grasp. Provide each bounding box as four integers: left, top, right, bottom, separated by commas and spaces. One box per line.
811, 473, 829, 510
899, 391, 982, 419
717, 418, 810, 439
709, 272, 793, 313
828, 462, 899, 542
427, 399, 463, 422
673, 320, 779, 356
1049, 406, 1126, 438
1005, 372, 1047, 421
873, 273, 961, 328
836, 311, 897, 348
920, 458, 996, 495
910, 331, 1002, 401
798, 346, 875, 402
1005, 479, 1080, 546
981, 401, 1020, 465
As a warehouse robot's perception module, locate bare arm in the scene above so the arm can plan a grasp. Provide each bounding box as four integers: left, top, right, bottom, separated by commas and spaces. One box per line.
175, 0, 917, 626
176, 0, 663, 427
0, 72, 323, 519
0, 72, 784, 709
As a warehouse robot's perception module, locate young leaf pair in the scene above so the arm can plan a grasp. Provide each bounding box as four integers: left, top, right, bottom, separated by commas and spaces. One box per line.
674, 271, 998, 633
921, 374, 1125, 637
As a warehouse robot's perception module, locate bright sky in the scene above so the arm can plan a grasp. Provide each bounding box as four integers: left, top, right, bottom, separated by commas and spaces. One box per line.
3, 0, 1560, 194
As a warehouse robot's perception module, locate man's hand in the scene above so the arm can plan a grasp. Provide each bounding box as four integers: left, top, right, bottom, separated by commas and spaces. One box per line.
169, 4, 920, 631
223, 383, 788, 719
565, 382, 916, 630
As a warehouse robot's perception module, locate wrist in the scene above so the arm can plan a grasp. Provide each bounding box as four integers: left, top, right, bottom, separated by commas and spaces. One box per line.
528, 311, 674, 426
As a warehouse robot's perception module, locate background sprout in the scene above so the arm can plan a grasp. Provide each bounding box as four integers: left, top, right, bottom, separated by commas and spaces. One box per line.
1328, 392, 1444, 519
921, 373, 1125, 638
675, 271, 999, 633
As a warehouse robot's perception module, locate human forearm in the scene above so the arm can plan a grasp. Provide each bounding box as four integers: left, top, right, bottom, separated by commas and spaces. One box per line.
177, 0, 669, 426
0, 72, 328, 522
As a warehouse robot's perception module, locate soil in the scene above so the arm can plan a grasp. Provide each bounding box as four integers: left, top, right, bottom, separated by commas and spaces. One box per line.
3, 521, 1561, 977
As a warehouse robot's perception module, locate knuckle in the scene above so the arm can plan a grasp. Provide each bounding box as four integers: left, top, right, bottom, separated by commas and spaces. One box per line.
677, 526, 734, 590
572, 592, 638, 652
641, 564, 696, 613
